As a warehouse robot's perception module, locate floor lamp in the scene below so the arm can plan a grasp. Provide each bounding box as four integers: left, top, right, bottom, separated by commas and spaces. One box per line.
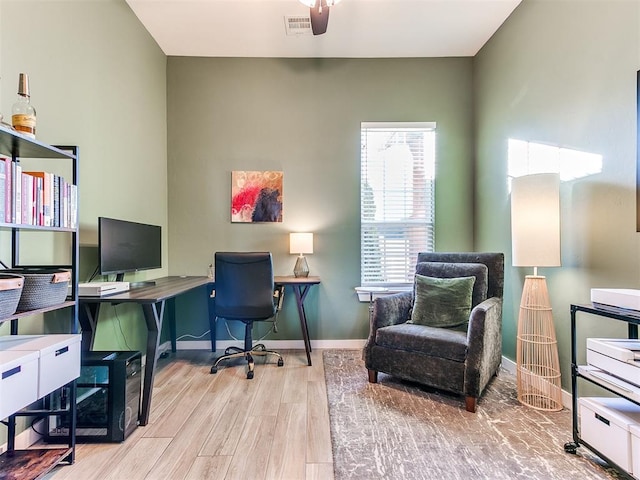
511, 173, 563, 411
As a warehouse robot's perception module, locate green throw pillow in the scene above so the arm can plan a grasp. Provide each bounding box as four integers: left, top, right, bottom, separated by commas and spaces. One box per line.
409, 274, 476, 328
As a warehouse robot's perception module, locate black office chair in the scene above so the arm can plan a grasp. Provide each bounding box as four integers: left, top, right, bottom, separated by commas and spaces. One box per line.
210, 252, 284, 379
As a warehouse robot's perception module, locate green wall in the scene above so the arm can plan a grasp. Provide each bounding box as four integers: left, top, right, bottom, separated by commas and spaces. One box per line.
0, 0, 167, 351
474, 0, 640, 389
166, 56, 475, 343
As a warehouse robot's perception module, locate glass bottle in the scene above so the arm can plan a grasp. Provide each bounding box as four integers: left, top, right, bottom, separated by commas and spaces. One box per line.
11, 73, 36, 138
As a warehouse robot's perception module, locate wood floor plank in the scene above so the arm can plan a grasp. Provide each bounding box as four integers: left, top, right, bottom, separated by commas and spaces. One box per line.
306, 349, 326, 383
144, 391, 229, 479
306, 463, 335, 480
199, 366, 264, 456
101, 437, 172, 480
145, 363, 241, 479
49, 423, 149, 480
306, 380, 333, 464
265, 402, 307, 480
184, 456, 232, 480
281, 365, 308, 404
247, 362, 286, 417
143, 363, 214, 438
145, 357, 200, 424
224, 415, 277, 480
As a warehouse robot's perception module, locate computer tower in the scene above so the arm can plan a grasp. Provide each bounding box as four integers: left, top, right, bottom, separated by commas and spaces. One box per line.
47, 350, 142, 443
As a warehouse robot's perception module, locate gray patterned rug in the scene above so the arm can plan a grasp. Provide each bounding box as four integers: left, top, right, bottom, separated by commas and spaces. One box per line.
323, 349, 620, 480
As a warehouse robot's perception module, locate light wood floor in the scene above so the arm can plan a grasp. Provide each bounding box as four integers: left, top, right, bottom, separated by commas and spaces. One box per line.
47, 349, 334, 480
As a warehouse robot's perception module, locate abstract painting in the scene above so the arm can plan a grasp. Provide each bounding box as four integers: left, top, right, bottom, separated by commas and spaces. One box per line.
231, 170, 283, 223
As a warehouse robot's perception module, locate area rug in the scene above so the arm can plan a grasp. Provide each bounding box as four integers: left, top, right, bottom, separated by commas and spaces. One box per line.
323, 349, 621, 480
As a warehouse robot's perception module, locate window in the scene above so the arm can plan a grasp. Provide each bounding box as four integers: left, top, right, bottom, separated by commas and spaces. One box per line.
360, 122, 436, 286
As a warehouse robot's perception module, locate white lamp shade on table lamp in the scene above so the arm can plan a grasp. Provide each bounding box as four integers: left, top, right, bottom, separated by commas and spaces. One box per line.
510, 172, 563, 411
290, 233, 314, 277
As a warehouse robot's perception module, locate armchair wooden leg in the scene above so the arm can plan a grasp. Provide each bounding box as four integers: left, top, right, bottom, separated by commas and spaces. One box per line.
465, 396, 477, 413
368, 369, 378, 383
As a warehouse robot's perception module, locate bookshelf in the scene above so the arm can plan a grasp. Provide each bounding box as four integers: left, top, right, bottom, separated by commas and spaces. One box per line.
0, 123, 80, 479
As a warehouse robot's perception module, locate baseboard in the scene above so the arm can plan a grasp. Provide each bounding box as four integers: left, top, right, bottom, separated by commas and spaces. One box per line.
501, 356, 572, 410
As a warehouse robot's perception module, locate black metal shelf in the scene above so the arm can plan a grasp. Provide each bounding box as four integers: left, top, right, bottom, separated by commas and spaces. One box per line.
0, 126, 79, 480
565, 303, 639, 480
0, 124, 75, 160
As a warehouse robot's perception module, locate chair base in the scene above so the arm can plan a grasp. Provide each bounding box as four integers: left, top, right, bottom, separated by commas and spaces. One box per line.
210, 343, 284, 379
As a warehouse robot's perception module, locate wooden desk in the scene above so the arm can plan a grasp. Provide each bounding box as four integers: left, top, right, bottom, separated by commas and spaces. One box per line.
209, 276, 321, 366
78, 276, 212, 426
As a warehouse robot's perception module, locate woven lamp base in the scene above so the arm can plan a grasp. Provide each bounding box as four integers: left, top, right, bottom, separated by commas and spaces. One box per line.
516, 275, 563, 411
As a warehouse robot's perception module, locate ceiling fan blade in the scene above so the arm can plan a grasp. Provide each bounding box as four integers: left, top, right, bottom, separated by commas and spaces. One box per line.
309, 5, 330, 35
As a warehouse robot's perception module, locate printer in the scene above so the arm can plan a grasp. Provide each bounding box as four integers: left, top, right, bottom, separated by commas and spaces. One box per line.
587, 338, 640, 388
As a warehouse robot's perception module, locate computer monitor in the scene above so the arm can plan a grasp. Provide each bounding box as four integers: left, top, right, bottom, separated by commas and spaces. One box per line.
98, 217, 161, 282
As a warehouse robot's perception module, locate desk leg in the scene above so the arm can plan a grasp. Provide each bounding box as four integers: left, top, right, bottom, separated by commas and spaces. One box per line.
168, 297, 177, 353
292, 285, 313, 366
78, 303, 101, 351
208, 286, 216, 352
140, 301, 165, 426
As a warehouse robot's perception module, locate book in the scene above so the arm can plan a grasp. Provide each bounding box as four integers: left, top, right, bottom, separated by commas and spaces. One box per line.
70, 184, 77, 229
24, 171, 52, 226
21, 172, 30, 225
4, 158, 12, 225
53, 174, 59, 227
13, 163, 21, 224
0, 158, 6, 222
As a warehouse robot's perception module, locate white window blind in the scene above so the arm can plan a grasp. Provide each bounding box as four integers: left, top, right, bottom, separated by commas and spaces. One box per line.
360, 122, 436, 286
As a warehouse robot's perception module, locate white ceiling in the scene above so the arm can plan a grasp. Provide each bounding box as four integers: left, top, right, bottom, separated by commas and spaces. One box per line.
125, 0, 522, 58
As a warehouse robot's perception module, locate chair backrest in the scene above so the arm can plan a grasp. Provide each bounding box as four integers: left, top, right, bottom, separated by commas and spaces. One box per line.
416, 252, 504, 300
214, 252, 276, 321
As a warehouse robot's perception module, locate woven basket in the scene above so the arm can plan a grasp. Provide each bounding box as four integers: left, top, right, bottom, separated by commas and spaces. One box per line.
0, 273, 24, 319
5, 269, 71, 311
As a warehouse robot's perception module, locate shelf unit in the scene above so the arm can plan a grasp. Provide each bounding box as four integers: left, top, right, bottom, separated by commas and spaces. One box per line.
0, 124, 79, 480
566, 303, 640, 479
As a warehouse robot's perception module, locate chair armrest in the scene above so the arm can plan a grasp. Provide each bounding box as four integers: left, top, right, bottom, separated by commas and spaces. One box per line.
371, 292, 413, 330
363, 292, 412, 355
464, 297, 503, 398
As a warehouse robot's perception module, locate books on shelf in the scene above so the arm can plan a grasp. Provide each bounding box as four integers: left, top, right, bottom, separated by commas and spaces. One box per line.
0, 156, 77, 228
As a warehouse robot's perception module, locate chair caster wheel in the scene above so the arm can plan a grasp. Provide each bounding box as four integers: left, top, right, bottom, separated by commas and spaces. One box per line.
210, 366, 218, 374
247, 370, 254, 379
277, 358, 284, 367
564, 442, 578, 454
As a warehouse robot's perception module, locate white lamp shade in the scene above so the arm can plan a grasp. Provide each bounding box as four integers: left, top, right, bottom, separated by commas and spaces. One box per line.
511, 173, 561, 267
290, 232, 314, 255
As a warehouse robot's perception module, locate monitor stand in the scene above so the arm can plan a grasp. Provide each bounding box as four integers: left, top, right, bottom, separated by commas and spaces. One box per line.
130, 281, 156, 289
115, 273, 156, 289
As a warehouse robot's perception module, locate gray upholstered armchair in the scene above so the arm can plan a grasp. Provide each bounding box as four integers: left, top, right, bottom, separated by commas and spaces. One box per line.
363, 252, 504, 412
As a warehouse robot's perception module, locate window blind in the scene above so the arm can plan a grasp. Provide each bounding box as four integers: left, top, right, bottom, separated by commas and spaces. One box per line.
360, 122, 436, 285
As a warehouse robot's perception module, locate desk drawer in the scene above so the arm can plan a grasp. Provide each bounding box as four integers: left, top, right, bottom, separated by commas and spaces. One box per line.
0, 350, 39, 420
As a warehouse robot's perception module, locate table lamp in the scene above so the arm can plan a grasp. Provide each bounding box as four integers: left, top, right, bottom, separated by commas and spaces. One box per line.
290, 232, 313, 277
511, 172, 563, 411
